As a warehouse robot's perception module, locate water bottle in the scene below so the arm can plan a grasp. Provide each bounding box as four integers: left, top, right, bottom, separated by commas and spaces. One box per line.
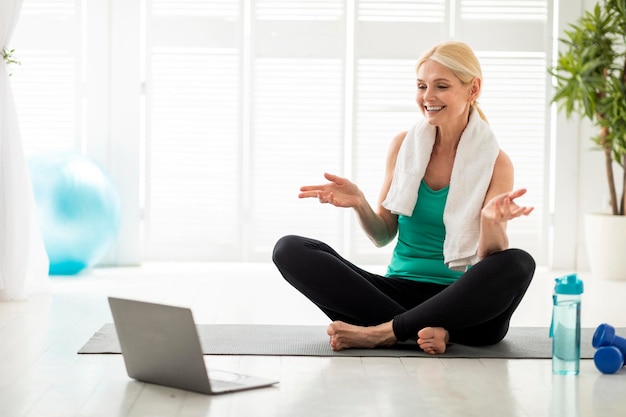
550, 273, 584, 375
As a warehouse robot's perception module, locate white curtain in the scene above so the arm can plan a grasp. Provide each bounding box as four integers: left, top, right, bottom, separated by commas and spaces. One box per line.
0, 0, 49, 300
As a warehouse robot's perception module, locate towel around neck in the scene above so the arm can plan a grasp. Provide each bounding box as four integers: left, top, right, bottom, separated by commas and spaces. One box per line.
382, 110, 500, 271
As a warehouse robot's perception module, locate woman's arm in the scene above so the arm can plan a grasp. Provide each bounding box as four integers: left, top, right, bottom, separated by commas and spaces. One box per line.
298, 131, 406, 247
477, 150, 533, 259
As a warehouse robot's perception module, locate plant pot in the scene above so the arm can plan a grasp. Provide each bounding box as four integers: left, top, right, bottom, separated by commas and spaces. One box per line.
584, 213, 626, 281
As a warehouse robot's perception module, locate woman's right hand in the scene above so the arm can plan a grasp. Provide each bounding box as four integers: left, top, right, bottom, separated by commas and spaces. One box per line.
299, 173, 363, 209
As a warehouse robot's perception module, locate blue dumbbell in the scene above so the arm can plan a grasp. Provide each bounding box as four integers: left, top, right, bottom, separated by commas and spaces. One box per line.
593, 323, 626, 374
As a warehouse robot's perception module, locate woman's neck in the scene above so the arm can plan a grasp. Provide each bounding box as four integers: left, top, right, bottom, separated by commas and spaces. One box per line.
434, 109, 471, 152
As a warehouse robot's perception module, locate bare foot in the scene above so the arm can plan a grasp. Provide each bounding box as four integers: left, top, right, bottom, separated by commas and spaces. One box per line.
417, 327, 449, 355
326, 321, 397, 351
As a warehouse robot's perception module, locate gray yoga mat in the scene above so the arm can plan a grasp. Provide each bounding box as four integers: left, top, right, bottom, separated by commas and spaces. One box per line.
78, 324, 605, 359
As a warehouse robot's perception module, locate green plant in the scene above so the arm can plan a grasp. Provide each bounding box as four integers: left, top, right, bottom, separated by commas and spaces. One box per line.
2, 48, 20, 76
550, 0, 626, 215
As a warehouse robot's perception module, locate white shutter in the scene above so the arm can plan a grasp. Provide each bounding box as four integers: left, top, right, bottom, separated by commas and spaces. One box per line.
151, 0, 239, 17
146, 48, 240, 260
250, 58, 344, 258
12, 0, 552, 265
143, 0, 242, 260
247, 0, 346, 260
477, 52, 547, 254
358, 0, 445, 22
10, 1, 80, 155
20, 0, 75, 14
255, 0, 343, 20
460, 1, 547, 20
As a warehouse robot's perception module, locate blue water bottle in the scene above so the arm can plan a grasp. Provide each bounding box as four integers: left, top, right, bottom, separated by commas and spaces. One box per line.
550, 273, 584, 375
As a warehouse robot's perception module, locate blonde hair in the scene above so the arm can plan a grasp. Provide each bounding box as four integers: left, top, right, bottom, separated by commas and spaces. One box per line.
416, 41, 488, 123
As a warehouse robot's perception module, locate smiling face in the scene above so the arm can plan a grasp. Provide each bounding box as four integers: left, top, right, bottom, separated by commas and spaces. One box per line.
416, 60, 480, 128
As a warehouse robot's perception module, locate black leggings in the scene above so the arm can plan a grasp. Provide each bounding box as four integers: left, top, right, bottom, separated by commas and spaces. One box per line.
272, 235, 536, 346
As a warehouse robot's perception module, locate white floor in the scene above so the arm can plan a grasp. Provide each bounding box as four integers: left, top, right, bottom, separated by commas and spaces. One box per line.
1, 262, 626, 417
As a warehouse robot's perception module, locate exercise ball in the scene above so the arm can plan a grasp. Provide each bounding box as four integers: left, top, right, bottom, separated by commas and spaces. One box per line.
28, 151, 121, 275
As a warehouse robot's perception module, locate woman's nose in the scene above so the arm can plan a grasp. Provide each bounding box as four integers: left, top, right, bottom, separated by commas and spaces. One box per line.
423, 87, 433, 100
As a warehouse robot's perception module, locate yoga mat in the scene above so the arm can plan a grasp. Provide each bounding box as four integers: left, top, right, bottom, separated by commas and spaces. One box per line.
78, 324, 608, 359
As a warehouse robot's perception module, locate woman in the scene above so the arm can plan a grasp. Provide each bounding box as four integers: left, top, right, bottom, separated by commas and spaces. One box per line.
272, 41, 535, 354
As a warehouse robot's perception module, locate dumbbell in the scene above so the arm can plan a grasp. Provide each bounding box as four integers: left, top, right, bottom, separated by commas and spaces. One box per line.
592, 323, 626, 374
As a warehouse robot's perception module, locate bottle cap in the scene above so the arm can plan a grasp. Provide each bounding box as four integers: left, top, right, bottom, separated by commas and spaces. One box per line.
554, 273, 584, 295
594, 346, 624, 374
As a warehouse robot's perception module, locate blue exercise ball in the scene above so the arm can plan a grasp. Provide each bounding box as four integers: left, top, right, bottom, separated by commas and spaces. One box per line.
28, 151, 121, 275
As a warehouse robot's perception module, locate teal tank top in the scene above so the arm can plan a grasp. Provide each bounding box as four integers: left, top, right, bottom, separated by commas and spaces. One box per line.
386, 180, 463, 285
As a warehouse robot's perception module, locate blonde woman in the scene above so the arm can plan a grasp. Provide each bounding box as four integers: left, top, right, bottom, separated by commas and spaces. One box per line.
272, 41, 535, 354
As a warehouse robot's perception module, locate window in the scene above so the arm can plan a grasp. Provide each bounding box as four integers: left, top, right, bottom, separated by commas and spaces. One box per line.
11, 0, 551, 265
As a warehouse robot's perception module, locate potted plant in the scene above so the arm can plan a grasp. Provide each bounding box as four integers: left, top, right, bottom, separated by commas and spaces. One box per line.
550, 0, 626, 279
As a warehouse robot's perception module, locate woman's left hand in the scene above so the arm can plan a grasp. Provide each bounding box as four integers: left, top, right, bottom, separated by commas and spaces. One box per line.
481, 188, 534, 223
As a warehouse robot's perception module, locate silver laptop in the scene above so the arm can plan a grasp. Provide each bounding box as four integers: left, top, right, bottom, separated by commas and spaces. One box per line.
108, 296, 278, 394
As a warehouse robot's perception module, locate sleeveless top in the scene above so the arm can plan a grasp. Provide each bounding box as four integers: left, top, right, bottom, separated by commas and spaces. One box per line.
386, 180, 464, 285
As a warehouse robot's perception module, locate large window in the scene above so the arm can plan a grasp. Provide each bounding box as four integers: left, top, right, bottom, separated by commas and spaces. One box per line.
11, 0, 552, 265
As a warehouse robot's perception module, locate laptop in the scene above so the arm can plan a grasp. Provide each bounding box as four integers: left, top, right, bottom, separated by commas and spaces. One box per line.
108, 296, 278, 394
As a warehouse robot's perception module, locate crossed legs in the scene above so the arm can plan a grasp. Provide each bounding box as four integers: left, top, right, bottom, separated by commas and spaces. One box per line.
272, 235, 535, 353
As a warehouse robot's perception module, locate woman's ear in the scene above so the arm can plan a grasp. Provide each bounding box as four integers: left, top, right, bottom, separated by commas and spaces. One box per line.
469, 78, 481, 101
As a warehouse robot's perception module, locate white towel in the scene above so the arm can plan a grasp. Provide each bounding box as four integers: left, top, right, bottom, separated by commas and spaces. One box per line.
382, 110, 500, 271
